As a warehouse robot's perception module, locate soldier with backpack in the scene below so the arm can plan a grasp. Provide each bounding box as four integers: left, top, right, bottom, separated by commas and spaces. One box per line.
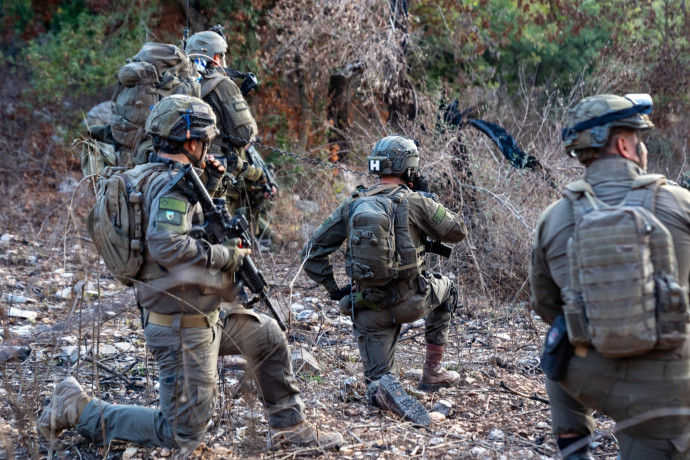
530, 94, 690, 459
300, 135, 468, 426
38, 95, 342, 455
185, 26, 277, 242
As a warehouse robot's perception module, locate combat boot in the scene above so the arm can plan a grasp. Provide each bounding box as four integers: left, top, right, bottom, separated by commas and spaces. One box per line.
268, 421, 343, 450
375, 373, 430, 426
418, 344, 461, 391
37, 377, 91, 440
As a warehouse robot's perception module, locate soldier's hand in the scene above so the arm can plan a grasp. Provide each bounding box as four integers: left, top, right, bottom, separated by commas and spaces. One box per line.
409, 172, 430, 193
205, 155, 226, 192
222, 238, 251, 272
329, 285, 352, 301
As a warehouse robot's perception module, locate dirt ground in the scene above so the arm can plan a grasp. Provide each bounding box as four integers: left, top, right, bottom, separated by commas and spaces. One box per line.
0, 213, 620, 460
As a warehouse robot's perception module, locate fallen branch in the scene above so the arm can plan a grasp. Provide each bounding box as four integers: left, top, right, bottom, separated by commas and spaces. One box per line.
80, 355, 133, 386
499, 381, 549, 405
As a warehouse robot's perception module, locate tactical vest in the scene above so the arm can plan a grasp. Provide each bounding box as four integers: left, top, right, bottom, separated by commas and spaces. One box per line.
561, 174, 689, 357
346, 184, 425, 290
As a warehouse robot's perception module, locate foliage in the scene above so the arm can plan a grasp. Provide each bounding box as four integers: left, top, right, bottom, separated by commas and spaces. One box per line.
20, 2, 155, 104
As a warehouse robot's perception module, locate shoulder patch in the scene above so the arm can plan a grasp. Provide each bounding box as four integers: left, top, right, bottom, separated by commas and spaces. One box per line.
157, 197, 186, 232
320, 216, 332, 227
432, 205, 446, 225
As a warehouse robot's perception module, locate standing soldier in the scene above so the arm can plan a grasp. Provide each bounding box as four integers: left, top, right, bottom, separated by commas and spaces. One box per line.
530, 94, 690, 459
37, 95, 341, 454
185, 26, 276, 241
300, 135, 468, 425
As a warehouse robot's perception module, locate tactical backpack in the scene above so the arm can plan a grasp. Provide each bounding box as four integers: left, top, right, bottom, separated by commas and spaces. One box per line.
561, 175, 689, 358
86, 164, 164, 286
109, 43, 200, 167
346, 184, 424, 287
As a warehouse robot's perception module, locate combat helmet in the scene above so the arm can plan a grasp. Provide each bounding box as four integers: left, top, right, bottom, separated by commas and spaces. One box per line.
367, 135, 419, 176
145, 94, 218, 143
185, 27, 228, 71
561, 94, 654, 153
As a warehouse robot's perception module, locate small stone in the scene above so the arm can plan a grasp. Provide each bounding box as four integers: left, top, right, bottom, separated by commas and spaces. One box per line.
4, 294, 36, 304
537, 421, 549, 429
494, 333, 511, 341
429, 411, 446, 423
122, 446, 138, 460
432, 399, 453, 417
404, 368, 423, 380
291, 347, 320, 375
291, 302, 306, 313
96, 344, 118, 356
429, 436, 444, 445
0, 234, 11, 243
488, 428, 505, 441
471, 446, 488, 455
295, 310, 318, 323
56, 288, 72, 299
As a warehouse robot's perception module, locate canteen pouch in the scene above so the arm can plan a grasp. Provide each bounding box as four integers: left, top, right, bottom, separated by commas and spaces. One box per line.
540, 316, 574, 381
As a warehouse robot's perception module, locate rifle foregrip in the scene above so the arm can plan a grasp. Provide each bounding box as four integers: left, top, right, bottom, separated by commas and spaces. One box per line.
239, 256, 266, 294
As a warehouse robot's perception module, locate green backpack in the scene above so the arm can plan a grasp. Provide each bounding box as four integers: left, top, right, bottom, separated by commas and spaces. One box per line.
109, 43, 200, 167
86, 164, 164, 286
346, 184, 423, 287
561, 175, 689, 357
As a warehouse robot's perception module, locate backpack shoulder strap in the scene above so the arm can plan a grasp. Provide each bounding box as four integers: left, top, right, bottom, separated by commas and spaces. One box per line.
626, 174, 667, 212
199, 71, 225, 98
563, 180, 600, 219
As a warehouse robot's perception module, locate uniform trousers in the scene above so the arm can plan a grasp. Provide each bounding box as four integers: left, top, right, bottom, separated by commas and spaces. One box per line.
353, 274, 455, 387
547, 343, 690, 459
77, 305, 304, 453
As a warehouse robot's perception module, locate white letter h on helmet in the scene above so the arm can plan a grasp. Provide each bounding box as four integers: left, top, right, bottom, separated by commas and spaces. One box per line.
370, 159, 380, 171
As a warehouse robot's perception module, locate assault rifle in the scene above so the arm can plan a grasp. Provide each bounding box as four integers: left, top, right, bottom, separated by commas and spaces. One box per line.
176, 164, 287, 331
246, 145, 278, 197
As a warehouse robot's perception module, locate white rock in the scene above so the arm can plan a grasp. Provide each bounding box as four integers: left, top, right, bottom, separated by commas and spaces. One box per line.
4, 294, 36, 304
537, 421, 549, 429
429, 412, 446, 423
304, 296, 320, 304
471, 446, 488, 455
290, 302, 306, 313
494, 333, 511, 341
10, 325, 34, 338
488, 428, 505, 441
96, 344, 118, 356
291, 347, 320, 375
429, 436, 444, 445
113, 342, 133, 353
6, 307, 38, 321
0, 234, 11, 243
122, 446, 138, 460
56, 288, 72, 299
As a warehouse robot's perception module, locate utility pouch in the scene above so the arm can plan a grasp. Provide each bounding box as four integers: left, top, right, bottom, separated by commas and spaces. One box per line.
655, 273, 690, 350
561, 287, 591, 347
540, 316, 574, 381
352, 288, 385, 311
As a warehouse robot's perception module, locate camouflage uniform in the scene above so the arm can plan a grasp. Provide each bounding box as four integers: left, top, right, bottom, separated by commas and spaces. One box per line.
531, 98, 690, 458
76, 159, 303, 452
300, 183, 467, 388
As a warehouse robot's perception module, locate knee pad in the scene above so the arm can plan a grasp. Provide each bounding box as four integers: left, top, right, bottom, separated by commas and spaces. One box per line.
438, 284, 459, 313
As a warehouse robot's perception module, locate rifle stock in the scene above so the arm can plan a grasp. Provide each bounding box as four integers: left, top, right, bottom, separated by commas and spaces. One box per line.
178, 164, 287, 331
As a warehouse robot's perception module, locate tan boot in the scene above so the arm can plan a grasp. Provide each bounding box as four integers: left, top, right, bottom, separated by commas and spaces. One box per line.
418, 344, 461, 391
37, 377, 91, 440
268, 421, 343, 450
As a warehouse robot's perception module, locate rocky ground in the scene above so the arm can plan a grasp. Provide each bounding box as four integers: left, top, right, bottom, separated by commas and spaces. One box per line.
0, 222, 620, 460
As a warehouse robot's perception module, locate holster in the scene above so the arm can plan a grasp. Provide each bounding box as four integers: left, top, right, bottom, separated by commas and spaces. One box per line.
540, 316, 575, 381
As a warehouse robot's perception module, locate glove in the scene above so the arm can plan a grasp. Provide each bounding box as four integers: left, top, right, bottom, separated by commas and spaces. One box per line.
410, 172, 430, 193
222, 238, 251, 272
329, 285, 352, 301
205, 155, 226, 193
